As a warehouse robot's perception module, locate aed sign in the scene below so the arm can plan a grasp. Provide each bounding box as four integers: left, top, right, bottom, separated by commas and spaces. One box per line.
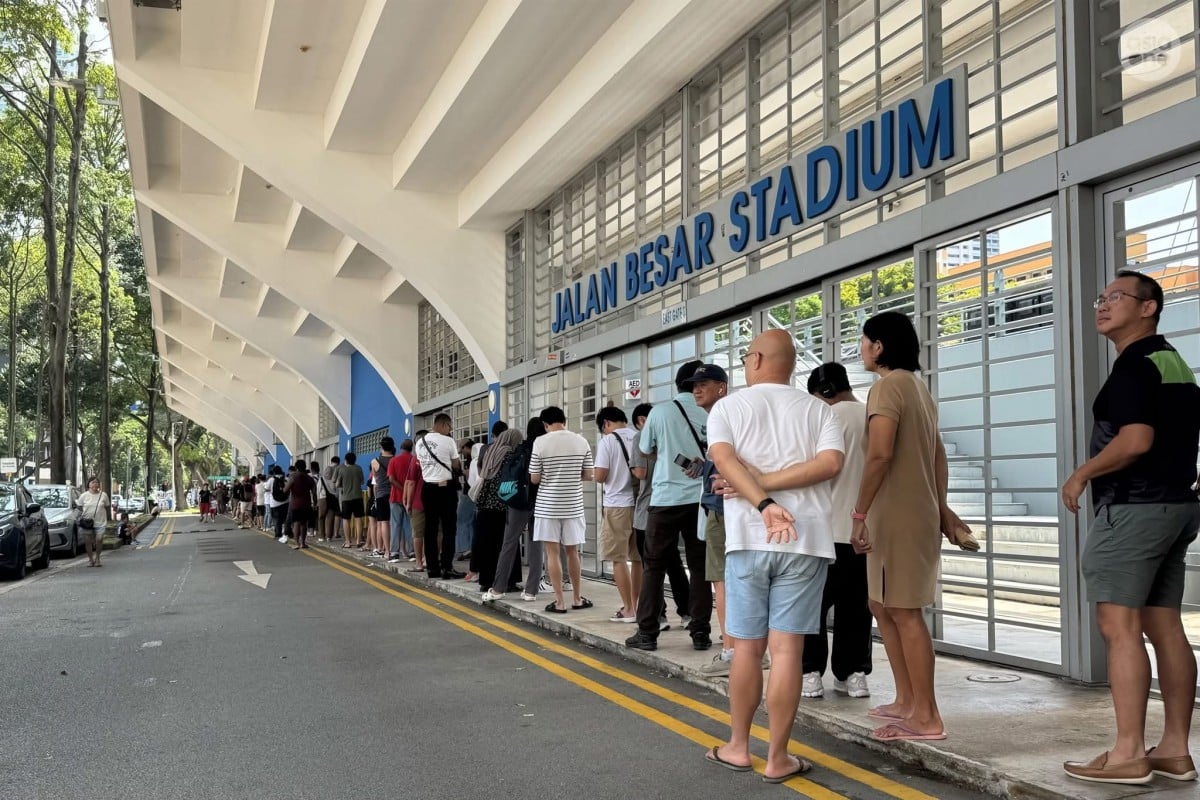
551, 66, 969, 335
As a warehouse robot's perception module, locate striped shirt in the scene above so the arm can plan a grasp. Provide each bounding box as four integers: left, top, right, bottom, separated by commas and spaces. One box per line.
529, 429, 594, 520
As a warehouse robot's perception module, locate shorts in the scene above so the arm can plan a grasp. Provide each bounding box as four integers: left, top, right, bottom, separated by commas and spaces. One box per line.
599, 506, 638, 562
240, 501, 253, 514
288, 507, 313, 527
704, 511, 726, 582
724, 550, 829, 640
255, 505, 265, 518
411, 508, 426, 541
1082, 502, 1200, 608
199, 502, 211, 516
533, 516, 586, 546
340, 497, 365, 520
84, 530, 103, 546
372, 496, 390, 522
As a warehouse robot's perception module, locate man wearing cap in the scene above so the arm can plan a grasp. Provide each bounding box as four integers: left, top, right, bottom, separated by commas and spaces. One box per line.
627, 360, 714, 652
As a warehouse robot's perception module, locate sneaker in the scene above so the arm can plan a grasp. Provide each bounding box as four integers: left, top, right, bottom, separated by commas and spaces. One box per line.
520, 593, 537, 602
801, 672, 824, 698
278, 536, 288, 544
387, 557, 401, 564
482, 589, 505, 602
538, 579, 553, 593
698, 651, 733, 677
609, 609, 637, 623
625, 632, 658, 651
691, 632, 712, 651
834, 672, 870, 698
680, 614, 693, 630
658, 614, 671, 632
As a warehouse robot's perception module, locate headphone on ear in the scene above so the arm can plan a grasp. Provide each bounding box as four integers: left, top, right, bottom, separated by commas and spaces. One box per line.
814, 364, 837, 399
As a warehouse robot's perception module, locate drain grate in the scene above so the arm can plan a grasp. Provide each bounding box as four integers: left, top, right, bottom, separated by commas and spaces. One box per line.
966, 673, 1020, 683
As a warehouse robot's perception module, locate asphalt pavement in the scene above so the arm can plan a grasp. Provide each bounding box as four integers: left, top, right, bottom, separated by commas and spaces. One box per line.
0, 513, 983, 800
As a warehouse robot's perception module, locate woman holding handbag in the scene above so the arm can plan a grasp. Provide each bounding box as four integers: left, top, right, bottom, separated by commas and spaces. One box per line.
77, 477, 111, 568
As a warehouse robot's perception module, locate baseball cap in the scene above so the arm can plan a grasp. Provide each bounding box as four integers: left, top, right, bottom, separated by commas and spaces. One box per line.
681, 363, 729, 385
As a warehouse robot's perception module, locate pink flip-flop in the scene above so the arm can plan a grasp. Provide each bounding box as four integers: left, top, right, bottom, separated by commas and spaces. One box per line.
867, 706, 905, 722
871, 722, 947, 742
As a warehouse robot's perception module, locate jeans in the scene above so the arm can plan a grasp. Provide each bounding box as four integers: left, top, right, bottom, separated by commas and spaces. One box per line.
264, 505, 273, 528
390, 502, 412, 556
635, 503, 711, 638
456, 494, 477, 553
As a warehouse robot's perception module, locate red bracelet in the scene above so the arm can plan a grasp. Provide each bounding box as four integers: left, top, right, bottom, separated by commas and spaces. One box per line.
851, 510, 867, 521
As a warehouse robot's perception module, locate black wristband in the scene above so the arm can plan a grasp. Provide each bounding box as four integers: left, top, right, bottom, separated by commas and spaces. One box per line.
756, 497, 776, 512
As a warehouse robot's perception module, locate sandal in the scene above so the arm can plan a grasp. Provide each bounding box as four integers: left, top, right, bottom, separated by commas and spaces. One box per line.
545, 601, 568, 614
572, 597, 594, 610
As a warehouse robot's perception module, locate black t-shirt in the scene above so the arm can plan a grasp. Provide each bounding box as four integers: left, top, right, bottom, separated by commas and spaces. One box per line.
1090, 334, 1200, 509
199, 489, 211, 503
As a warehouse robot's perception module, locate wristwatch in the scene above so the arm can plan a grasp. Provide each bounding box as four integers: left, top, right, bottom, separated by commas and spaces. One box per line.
756, 497, 776, 512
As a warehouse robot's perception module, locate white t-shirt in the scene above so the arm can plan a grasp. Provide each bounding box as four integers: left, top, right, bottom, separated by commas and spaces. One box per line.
77, 491, 110, 527
594, 427, 637, 508
706, 383, 844, 559
829, 400, 867, 544
416, 432, 459, 484
529, 429, 594, 519
255, 482, 268, 504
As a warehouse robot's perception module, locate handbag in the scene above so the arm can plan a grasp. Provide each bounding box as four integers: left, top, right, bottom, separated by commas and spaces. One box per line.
77, 493, 100, 530
474, 475, 507, 512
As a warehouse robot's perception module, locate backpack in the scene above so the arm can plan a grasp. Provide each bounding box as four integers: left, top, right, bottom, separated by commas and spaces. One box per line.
271, 476, 289, 503
497, 448, 531, 510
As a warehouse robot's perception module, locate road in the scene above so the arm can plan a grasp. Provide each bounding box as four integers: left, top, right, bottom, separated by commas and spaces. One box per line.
0, 514, 978, 800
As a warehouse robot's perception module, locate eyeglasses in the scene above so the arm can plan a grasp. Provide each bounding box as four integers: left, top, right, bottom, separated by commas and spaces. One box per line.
1093, 290, 1150, 309
739, 351, 761, 366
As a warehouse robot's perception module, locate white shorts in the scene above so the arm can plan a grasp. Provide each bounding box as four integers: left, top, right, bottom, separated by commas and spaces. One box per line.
240, 501, 253, 514
533, 516, 586, 546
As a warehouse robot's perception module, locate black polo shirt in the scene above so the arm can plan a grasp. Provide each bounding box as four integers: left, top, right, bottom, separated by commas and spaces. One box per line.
1090, 334, 1200, 510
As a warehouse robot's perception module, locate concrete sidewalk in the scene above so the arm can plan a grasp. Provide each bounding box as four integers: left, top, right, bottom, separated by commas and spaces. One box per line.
310, 539, 1195, 800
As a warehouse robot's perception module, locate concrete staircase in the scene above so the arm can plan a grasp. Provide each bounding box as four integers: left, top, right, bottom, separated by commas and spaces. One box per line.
944, 442, 1029, 517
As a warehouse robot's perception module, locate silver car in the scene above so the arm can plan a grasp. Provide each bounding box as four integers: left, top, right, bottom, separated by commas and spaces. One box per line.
33, 485, 81, 557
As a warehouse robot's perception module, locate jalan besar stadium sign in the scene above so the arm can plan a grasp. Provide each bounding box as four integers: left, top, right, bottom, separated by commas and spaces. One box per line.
552, 65, 969, 335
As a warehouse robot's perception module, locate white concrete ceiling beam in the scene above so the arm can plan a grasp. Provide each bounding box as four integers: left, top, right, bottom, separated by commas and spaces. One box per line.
459, 0, 779, 228
160, 349, 302, 454
138, 187, 418, 411
391, 0, 632, 193
162, 365, 277, 451
109, 6, 505, 381
152, 316, 322, 445
253, 0, 366, 114
322, 0, 486, 153
164, 378, 266, 454
234, 164, 291, 224
166, 395, 256, 457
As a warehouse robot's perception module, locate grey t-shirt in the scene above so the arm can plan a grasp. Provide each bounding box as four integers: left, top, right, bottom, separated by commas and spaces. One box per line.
335, 463, 365, 503
631, 431, 653, 531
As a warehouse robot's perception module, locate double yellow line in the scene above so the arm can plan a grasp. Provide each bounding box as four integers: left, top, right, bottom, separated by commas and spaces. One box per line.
304, 546, 937, 800
149, 517, 176, 548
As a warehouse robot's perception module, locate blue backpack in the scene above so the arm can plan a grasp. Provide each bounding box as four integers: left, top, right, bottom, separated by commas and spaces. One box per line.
497, 448, 531, 510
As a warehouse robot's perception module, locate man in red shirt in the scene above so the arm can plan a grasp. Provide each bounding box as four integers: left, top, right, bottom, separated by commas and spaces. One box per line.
391, 443, 420, 563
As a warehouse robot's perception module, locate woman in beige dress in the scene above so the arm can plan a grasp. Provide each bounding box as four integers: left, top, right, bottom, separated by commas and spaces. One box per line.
850, 311, 970, 742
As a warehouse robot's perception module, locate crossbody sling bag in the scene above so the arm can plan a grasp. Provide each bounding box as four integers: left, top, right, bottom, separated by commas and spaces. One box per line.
673, 400, 707, 457
417, 434, 454, 486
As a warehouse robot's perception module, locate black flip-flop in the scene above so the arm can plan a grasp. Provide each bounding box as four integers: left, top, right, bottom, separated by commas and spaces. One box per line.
545, 601, 568, 614
762, 757, 812, 783
572, 597, 594, 610
705, 746, 752, 773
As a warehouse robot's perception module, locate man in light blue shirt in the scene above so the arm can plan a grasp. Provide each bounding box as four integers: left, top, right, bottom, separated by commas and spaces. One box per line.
627, 360, 713, 652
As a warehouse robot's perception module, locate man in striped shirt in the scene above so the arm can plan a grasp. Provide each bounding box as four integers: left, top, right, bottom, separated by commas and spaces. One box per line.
530, 406, 594, 614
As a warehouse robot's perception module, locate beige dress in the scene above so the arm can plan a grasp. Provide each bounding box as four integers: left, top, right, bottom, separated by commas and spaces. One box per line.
865, 370, 941, 609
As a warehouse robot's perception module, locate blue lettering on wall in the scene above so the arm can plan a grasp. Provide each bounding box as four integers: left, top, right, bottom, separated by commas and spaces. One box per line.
769, 165, 803, 236
729, 191, 750, 252
806, 145, 842, 218
693, 212, 715, 267
898, 77, 954, 178
549, 68, 966, 335
653, 234, 671, 287
861, 112, 895, 192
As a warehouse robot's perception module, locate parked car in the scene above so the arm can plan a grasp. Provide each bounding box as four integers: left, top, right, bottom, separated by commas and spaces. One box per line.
0, 481, 50, 580
128, 496, 145, 512
32, 484, 81, 557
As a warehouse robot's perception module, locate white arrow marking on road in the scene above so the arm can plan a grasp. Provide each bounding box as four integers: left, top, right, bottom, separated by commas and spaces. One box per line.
233, 560, 271, 589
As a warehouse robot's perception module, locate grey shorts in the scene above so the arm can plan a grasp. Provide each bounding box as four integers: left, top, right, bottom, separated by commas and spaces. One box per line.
704, 511, 726, 582
1082, 502, 1200, 609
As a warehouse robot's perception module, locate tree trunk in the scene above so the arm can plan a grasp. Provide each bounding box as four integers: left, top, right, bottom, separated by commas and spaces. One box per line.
42, 42, 62, 482
144, 359, 157, 512
99, 204, 112, 497
7, 275, 16, 458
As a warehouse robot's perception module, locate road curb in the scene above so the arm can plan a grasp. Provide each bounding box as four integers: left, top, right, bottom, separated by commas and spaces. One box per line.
319, 541, 1071, 800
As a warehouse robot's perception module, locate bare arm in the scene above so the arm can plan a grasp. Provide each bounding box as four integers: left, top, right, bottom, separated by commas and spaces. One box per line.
530, 472, 541, 485
934, 435, 949, 508
755, 451, 844, 492
594, 467, 610, 484
581, 469, 594, 482
1075, 425, 1154, 482
710, 443, 769, 508
853, 414, 898, 515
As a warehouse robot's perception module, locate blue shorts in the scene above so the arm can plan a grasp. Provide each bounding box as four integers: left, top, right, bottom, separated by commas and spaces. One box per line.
724, 550, 829, 639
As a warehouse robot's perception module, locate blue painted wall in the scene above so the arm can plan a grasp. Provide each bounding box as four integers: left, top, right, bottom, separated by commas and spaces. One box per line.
345, 351, 411, 489
487, 383, 501, 441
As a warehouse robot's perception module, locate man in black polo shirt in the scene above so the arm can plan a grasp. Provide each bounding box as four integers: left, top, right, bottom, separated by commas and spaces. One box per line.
1062, 271, 1200, 785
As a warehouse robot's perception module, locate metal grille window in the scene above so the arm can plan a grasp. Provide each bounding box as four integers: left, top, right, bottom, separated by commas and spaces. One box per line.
1097, 0, 1199, 127
692, 50, 749, 209
764, 289, 826, 388
418, 301, 483, 403
506, 224, 528, 366
756, 3, 824, 177
318, 399, 338, 441
601, 136, 639, 258
351, 426, 388, 457
640, 103, 685, 236
833, 258, 917, 397
565, 170, 599, 279
451, 395, 490, 444
924, 209, 1063, 669
295, 424, 312, 455
506, 384, 527, 429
